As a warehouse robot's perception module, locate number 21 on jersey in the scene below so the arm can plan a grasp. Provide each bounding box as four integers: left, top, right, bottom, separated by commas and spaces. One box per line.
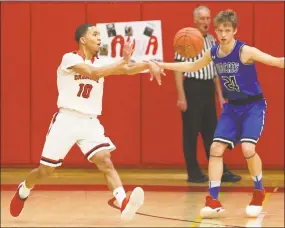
77, 83, 93, 98
221, 75, 240, 92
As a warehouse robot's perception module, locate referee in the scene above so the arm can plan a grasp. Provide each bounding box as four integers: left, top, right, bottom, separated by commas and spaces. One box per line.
174, 5, 241, 183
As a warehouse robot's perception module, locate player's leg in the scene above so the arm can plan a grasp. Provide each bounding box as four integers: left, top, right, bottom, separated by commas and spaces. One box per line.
201, 97, 241, 182
200, 105, 238, 218
88, 148, 122, 194
88, 149, 124, 195
78, 117, 143, 220
242, 143, 262, 188
242, 143, 264, 217
88, 149, 144, 221
20, 164, 56, 197
210, 107, 238, 199
88, 149, 143, 220
208, 142, 228, 195
200, 97, 225, 187
10, 112, 76, 217
240, 99, 267, 217
9, 163, 57, 216
199, 141, 228, 218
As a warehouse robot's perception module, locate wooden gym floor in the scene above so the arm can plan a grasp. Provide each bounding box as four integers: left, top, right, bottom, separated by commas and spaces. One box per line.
1, 168, 284, 227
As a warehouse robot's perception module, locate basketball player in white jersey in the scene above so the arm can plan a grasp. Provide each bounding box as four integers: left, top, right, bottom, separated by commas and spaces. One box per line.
10, 24, 163, 220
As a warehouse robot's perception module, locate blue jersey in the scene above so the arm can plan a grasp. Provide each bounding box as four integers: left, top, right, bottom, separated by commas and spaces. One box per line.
210, 40, 263, 100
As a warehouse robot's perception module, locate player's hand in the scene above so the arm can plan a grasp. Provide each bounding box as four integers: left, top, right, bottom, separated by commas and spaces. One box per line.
148, 61, 166, 86
123, 41, 135, 63
177, 92, 187, 112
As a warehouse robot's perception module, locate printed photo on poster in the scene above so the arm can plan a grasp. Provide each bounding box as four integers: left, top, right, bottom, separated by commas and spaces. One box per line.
125, 25, 134, 37
106, 23, 117, 37
143, 23, 154, 37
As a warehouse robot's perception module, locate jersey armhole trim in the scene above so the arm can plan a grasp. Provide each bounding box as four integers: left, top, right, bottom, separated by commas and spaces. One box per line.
239, 44, 255, 66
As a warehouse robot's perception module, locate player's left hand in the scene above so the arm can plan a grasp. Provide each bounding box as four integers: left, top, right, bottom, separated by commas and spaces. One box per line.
148, 60, 166, 86
123, 41, 135, 63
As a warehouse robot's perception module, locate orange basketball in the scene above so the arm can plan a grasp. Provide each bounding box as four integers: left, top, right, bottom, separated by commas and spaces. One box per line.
173, 27, 204, 58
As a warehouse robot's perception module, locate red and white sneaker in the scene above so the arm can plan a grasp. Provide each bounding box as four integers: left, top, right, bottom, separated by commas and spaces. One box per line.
121, 187, 144, 221
246, 189, 265, 217
200, 195, 225, 218
10, 184, 28, 217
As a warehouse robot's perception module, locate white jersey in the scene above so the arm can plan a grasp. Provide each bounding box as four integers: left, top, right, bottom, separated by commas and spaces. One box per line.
57, 52, 107, 115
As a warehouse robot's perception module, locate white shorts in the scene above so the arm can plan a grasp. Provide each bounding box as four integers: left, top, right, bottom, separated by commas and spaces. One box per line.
40, 108, 116, 167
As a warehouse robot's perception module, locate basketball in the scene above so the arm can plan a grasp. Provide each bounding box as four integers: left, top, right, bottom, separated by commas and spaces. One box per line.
173, 27, 204, 58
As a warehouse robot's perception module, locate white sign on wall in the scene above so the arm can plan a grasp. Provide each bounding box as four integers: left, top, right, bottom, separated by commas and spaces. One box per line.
97, 20, 163, 71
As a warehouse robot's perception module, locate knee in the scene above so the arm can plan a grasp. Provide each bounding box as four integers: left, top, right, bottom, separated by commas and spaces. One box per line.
241, 143, 256, 158
38, 165, 55, 178
210, 142, 227, 157
90, 150, 114, 173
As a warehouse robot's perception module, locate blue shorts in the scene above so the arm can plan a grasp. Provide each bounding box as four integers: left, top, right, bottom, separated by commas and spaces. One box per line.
213, 99, 267, 149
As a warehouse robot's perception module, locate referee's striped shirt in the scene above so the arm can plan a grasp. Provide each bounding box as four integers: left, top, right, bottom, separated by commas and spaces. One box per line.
174, 34, 217, 80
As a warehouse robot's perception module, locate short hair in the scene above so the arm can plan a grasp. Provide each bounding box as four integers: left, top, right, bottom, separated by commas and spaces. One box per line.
75, 24, 95, 43
193, 5, 210, 20
214, 9, 238, 29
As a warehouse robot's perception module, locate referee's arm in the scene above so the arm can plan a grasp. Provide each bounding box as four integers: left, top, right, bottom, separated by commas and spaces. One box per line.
174, 53, 187, 111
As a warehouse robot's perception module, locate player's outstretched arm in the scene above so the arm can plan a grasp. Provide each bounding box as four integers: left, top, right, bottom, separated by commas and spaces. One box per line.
123, 61, 154, 75
113, 61, 152, 75
71, 59, 127, 81
155, 49, 212, 72
116, 61, 165, 85
244, 46, 284, 68
69, 41, 134, 81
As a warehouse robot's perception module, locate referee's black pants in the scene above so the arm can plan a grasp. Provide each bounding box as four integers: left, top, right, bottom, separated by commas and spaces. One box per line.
182, 78, 229, 177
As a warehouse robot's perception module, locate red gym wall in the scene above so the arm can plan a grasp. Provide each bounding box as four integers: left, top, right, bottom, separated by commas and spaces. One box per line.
1, 2, 284, 169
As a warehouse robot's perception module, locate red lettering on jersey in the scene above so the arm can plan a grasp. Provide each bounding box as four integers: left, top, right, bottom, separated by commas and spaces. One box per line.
81, 75, 90, 80
77, 83, 93, 99
145, 36, 158, 55
74, 75, 91, 80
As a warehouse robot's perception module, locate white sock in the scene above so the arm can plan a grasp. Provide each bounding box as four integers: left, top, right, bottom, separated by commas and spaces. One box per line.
209, 180, 221, 188
251, 172, 262, 181
18, 181, 32, 199
113, 186, 126, 207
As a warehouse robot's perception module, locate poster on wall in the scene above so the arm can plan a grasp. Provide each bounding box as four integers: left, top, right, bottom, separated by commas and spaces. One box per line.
96, 20, 163, 72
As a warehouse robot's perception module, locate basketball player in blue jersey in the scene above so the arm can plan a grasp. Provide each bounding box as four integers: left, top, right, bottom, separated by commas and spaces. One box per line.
152, 9, 284, 218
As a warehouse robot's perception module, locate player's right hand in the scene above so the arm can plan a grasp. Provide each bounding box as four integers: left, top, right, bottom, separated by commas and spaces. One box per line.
177, 93, 187, 112
123, 41, 135, 63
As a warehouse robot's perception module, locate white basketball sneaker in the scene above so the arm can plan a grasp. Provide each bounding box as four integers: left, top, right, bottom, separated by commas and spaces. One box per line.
200, 195, 225, 218
246, 189, 265, 217
120, 187, 144, 221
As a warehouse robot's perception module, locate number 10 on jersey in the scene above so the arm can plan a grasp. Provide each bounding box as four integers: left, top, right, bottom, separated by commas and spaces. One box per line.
77, 83, 93, 99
